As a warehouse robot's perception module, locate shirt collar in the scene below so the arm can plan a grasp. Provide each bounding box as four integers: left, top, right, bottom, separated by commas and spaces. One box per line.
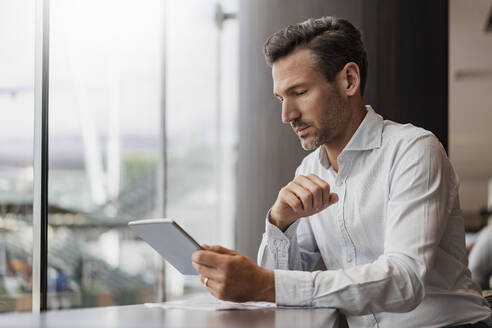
343, 105, 383, 152
318, 105, 383, 166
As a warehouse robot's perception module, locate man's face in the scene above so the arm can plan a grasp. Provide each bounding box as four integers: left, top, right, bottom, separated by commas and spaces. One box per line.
272, 48, 350, 150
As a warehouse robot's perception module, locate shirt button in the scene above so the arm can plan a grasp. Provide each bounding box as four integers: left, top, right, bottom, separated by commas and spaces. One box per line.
336, 180, 343, 187
338, 221, 343, 228
346, 257, 352, 263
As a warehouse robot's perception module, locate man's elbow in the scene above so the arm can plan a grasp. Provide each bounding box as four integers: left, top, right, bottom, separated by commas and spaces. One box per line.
397, 279, 425, 313
387, 260, 426, 313
373, 254, 427, 313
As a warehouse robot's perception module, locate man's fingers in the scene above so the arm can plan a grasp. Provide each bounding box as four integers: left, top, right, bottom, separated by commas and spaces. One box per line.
199, 269, 226, 301
195, 263, 223, 282
199, 273, 219, 290
328, 193, 339, 205
203, 277, 222, 299
318, 193, 338, 210
295, 175, 323, 210
279, 188, 304, 213
192, 250, 227, 267
272, 174, 338, 229
307, 174, 331, 205
287, 181, 314, 211
204, 245, 238, 255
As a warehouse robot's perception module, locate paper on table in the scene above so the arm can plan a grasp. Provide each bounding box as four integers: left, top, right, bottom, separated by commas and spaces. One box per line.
145, 298, 278, 311
146, 297, 340, 327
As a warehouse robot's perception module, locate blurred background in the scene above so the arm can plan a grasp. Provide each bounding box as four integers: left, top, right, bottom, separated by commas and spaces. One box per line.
0, 0, 491, 313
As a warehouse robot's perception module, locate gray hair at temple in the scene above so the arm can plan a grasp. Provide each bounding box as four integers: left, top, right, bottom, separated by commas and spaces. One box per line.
263, 16, 368, 96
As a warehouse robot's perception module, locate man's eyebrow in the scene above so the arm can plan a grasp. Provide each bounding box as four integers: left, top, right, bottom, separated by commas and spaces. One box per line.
274, 82, 309, 97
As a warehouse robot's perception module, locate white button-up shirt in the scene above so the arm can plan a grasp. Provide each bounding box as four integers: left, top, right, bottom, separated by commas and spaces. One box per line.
258, 107, 491, 328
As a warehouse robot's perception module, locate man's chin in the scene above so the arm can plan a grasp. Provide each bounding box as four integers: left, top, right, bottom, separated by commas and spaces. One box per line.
300, 137, 318, 151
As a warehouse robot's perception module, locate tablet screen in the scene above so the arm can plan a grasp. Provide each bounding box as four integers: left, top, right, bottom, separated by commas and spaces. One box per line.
129, 218, 202, 275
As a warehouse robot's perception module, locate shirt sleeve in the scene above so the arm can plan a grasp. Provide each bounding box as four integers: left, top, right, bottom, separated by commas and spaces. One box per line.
257, 162, 322, 272
272, 134, 458, 315
257, 210, 321, 271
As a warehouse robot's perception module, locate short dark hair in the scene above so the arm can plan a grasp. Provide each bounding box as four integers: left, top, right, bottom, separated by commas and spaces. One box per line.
264, 16, 368, 96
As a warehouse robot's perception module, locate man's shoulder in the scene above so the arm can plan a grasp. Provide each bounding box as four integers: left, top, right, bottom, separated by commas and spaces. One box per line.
381, 119, 440, 151
381, 119, 450, 174
382, 119, 433, 141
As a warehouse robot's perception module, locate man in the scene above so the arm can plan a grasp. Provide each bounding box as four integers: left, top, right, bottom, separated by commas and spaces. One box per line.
469, 223, 492, 290
192, 16, 491, 327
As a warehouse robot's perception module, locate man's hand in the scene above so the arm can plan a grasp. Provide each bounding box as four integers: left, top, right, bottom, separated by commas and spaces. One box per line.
270, 174, 338, 231
192, 245, 275, 303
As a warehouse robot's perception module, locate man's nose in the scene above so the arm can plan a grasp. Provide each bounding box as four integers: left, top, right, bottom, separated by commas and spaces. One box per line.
281, 99, 300, 124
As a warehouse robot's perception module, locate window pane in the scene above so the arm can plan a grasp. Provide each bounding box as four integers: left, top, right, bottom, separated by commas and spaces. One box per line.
0, 0, 35, 313
48, 0, 164, 309
165, 0, 238, 298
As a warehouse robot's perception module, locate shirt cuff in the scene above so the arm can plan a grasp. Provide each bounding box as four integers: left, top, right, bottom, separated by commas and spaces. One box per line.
265, 209, 300, 239
265, 211, 300, 269
274, 269, 314, 306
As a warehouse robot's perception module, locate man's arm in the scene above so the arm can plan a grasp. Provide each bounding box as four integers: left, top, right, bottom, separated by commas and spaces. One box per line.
192, 174, 338, 303
257, 173, 338, 272
273, 134, 456, 314
192, 134, 453, 313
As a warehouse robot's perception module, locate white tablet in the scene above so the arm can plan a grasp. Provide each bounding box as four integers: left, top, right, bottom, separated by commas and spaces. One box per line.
128, 218, 202, 275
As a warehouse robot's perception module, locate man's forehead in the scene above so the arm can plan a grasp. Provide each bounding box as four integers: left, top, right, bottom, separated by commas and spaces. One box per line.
272, 49, 318, 94
272, 49, 313, 77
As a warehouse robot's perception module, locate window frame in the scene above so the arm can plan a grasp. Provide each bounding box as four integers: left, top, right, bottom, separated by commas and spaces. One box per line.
32, 0, 50, 312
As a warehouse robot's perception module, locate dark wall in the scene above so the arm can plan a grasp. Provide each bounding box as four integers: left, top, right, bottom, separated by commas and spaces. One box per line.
363, 0, 449, 149
236, 0, 449, 258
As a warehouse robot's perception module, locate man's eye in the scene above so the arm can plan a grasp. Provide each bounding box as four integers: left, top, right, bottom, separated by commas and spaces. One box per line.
296, 90, 307, 96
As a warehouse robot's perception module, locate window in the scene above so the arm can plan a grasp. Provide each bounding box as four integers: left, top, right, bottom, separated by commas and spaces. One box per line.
0, 0, 238, 312
165, 0, 238, 297
0, 0, 35, 313
47, 0, 165, 309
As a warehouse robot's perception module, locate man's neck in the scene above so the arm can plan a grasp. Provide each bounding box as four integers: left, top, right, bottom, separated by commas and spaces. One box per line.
323, 104, 367, 172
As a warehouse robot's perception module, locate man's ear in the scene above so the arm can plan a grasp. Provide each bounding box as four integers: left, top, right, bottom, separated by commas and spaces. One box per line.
340, 62, 361, 97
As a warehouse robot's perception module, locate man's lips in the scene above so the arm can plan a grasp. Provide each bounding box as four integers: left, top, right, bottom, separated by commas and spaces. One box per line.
295, 126, 310, 136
